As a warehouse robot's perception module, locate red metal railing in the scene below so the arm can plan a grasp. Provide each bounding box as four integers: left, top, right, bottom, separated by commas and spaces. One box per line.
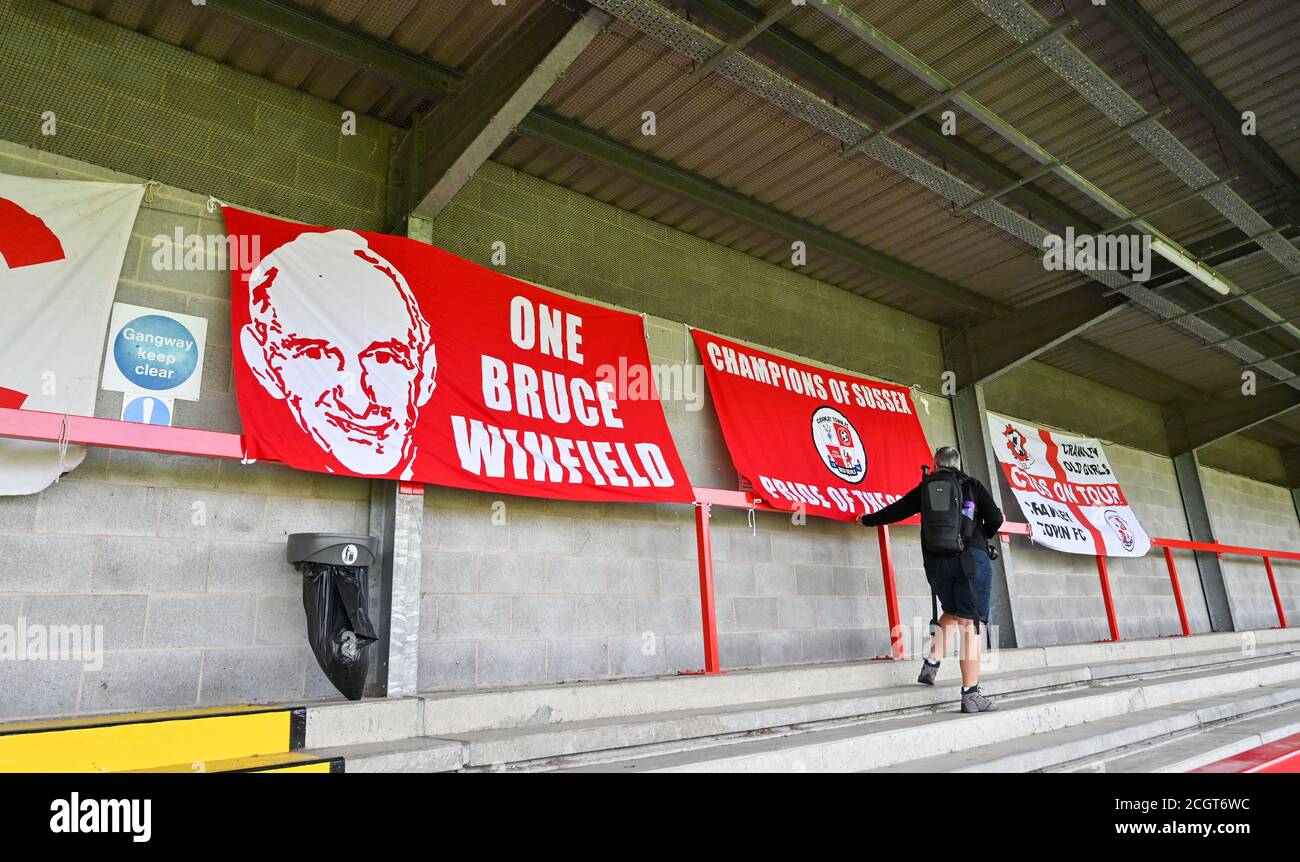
0, 406, 1294, 676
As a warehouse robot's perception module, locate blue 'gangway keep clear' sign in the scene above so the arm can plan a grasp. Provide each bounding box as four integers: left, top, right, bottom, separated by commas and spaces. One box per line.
100, 303, 207, 401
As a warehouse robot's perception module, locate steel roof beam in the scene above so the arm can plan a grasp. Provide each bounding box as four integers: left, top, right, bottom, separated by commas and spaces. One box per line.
516, 110, 1001, 314
954, 110, 1169, 216
402, 5, 609, 221
693, 1, 797, 79
1165, 386, 1300, 454
195, 0, 1297, 445
1097, 179, 1235, 234
944, 290, 1126, 387
845, 19, 1077, 157
971, 0, 1300, 370
680, 0, 1098, 232
1098, 0, 1300, 212
204, 0, 459, 94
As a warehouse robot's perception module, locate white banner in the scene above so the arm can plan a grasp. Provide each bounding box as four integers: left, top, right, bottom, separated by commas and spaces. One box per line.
987, 412, 1151, 557
0, 174, 144, 495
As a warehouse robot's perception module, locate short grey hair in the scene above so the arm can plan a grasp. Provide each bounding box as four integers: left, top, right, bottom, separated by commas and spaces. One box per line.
934, 447, 961, 469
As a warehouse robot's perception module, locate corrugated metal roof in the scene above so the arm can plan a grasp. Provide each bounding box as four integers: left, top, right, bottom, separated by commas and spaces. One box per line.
40, 0, 1300, 445
1141, 0, 1300, 180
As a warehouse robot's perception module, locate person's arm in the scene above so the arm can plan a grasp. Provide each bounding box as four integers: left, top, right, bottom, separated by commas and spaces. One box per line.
860, 484, 921, 527
976, 480, 1004, 537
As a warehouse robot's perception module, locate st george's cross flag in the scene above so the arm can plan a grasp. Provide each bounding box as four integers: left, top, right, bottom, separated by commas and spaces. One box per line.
0, 174, 143, 494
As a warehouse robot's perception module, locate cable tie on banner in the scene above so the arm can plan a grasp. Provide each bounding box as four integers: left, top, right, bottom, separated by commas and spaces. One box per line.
239, 437, 257, 465
747, 506, 757, 536
142, 180, 161, 205
206, 195, 226, 214
54, 414, 71, 480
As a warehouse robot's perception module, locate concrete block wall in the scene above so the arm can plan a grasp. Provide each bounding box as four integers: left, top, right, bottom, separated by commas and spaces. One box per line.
416, 490, 929, 687
0, 140, 377, 720
0, 135, 951, 711
0, 0, 1296, 716
0, 0, 395, 232
996, 426, 1212, 646
1201, 467, 1300, 630
415, 162, 960, 687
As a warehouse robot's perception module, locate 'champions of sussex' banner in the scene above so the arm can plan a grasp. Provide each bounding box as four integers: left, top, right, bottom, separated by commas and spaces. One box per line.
222, 209, 691, 504
691, 329, 932, 521
988, 412, 1150, 557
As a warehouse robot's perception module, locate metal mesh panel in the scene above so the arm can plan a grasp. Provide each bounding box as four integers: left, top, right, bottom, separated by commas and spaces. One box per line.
973, 0, 1300, 280
0, 0, 198, 182
0, 0, 389, 230
588, 2, 1161, 292
588, 0, 1300, 388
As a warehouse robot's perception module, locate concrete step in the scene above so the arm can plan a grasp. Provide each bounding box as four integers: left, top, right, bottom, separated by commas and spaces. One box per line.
302, 698, 423, 749
310, 737, 466, 773
869, 682, 1300, 773
445, 664, 1083, 769
445, 645, 1296, 769
259, 629, 1300, 773
1054, 700, 1300, 774
556, 654, 1300, 772
416, 629, 1300, 739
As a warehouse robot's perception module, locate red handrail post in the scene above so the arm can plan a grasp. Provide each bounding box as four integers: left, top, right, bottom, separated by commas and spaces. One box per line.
1162, 546, 1192, 636
1263, 557, 1289, 629
877, 525, 906, 659
693, 502, 723, 673
1095, 554, 1121, 641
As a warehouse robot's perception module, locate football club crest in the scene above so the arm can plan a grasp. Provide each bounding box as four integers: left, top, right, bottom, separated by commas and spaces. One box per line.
1104, 509, 1136, 553
811, 406, 866, 483
1002, 422, 1035, 469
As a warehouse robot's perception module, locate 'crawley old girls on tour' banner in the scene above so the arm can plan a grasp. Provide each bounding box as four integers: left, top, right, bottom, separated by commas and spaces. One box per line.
222, 208, 692, 504
987, 412, 1150, 557
691, 329, 933, 522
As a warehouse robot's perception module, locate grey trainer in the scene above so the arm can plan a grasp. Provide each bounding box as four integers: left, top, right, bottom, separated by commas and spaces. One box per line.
961, 685, 998, 713
917, 660, 939, 685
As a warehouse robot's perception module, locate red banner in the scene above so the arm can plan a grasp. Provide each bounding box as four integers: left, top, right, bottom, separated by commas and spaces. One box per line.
692, 330, 932, 521
223, 209, 692, 504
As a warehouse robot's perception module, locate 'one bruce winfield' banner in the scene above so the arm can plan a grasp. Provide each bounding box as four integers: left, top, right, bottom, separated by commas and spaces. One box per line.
692, 329, 933, 522
987, 412, 1150, 557
223, 208, 692, 504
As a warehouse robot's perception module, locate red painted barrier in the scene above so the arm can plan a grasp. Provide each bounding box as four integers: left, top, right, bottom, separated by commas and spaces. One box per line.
1194, 731, 1300, 773
1162, 547, 1193, 637
0, 406, 1294, 674
1094, 554, 1121, 642
877, 525, 905, 659
691, 502, 722, 675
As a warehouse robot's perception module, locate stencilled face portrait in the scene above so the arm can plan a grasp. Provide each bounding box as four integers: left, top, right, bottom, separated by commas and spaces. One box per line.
240, 230, 437, 476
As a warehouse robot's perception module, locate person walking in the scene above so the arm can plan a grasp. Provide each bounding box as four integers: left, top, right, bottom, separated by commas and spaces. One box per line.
859, 446, 1003, 713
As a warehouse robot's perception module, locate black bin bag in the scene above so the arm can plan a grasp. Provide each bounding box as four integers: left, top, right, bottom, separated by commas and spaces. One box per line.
287, 534, 379, 701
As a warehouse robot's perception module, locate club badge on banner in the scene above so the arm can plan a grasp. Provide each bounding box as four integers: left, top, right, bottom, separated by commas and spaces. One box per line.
0, 174, 144, 495
691, 329, 933, 522
987, 412, 1150, 557
221, 208, 692, 504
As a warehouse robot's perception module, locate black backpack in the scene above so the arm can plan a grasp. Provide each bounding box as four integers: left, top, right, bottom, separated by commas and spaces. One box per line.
920, 468, 974, 556
919, 467, 987, 634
